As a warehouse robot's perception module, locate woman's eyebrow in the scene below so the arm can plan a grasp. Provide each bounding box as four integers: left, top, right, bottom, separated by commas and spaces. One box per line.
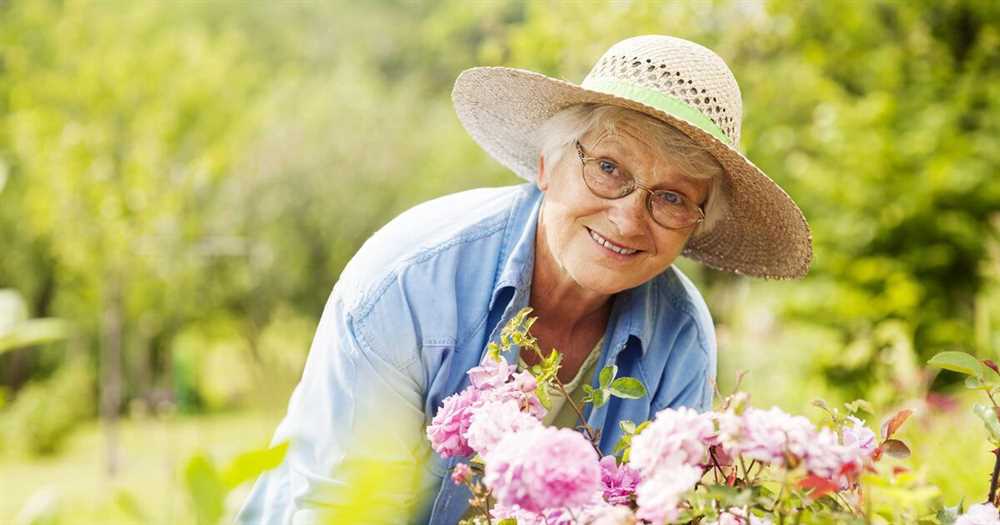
600, 146, 702, 196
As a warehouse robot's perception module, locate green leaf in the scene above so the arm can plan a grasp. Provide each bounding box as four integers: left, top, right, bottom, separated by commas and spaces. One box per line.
221, 442, 289, 490
609, 377, 647, 399
619, 420, 637, 434
0, 318, 70, 354
844, 399, 873, 415
536, 383, 552, 410
928, 351, 988, 379
936, 505, 961, 525
974, 403, 1000, 444
598, 365, 618, 388
114, 489, 147, 524
701, 485, 752, 507
486, 342, 502, 361
966, 376, 990, 390
591, 388, 608, 408
183, 453, 226, 525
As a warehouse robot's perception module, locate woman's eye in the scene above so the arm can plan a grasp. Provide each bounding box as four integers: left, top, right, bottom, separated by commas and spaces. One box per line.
655, 191, 683, 206
598, 160, 618, 175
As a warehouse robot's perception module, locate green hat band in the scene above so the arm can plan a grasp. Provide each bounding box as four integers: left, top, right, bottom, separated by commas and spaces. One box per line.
581, 77, 732, 146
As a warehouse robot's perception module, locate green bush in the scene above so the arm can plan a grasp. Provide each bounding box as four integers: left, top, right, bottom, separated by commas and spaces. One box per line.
2, 358, 94, 456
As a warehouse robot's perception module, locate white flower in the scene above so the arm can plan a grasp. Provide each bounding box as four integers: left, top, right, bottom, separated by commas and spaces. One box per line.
956, 503, 1000, 525
629, 407, 715, 478
634, 464, 702, 525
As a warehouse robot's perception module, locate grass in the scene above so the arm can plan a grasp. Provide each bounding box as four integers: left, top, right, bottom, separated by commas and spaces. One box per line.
0, 409, 283, 525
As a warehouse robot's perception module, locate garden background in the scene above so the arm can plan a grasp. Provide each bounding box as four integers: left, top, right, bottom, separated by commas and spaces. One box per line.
0, 0, 997, 523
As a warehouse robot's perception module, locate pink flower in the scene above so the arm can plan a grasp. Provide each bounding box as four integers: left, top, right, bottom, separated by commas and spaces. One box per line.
634, 464, 701, 524
426, 388, 479, 458
493, 501, 629, 525
717, 407, 815, 467
484, 427, 601, 514
466, 400, 542, 456
628, 407, 715, 478
599, 455, 641, 506
579, 504, 637, 525
479, 372, 547, 420
841, 416, 876, 457
427, 358, 548, 460
451, 463, 472, 485
491, 505, 575, 525
805, 419, 879, 489
956, 503, 1000, 525
468, 357, 515, 390
510, 369, 538, 393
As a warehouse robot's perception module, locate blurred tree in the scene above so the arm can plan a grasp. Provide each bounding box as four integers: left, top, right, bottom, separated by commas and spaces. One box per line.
0, 0, 269, 469
0, 0, 995, 460
464, 0, 1000, 405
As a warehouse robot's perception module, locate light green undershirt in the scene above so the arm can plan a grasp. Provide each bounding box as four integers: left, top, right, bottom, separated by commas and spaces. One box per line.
519, 336, 604, 429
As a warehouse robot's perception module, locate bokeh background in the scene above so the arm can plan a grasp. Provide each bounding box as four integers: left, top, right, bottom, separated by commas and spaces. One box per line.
0, 0, 997, 523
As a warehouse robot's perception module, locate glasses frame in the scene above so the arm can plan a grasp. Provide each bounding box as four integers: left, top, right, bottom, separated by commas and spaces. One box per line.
574, 140, 705, 231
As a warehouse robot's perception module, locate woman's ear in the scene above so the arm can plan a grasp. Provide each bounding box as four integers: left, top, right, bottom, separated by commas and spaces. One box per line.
536, 154, 550, 191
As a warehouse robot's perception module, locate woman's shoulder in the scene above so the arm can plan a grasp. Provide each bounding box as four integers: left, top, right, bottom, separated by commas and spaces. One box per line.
657, 265, 713, 330
642, 265, 716, 359
336, 183, 536, 312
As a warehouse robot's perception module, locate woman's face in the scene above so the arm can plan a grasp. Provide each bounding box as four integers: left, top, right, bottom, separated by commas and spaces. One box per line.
536, 122, 710, 295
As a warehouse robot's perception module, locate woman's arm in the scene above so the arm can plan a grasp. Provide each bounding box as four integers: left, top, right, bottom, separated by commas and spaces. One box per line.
236, 289, 436, 525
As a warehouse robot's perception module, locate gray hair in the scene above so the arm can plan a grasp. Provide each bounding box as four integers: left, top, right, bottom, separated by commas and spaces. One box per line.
535, 104, 727, 236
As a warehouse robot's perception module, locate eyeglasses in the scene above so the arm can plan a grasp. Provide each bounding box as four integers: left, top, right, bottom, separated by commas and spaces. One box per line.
575, 141, 705, 230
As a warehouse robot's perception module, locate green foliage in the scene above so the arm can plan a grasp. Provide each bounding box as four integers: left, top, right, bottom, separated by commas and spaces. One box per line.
182, 442, 287, 525
929, 351, 993, 379
586, 363, 648, 407
973, 403, 1000, 444
2, 358, 94, 456
183, 454, 227, 525
0, 0, 994, 519
0, 288, 67, 354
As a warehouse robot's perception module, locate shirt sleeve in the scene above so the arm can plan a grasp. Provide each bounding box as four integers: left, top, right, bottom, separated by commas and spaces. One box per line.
235, 286, 438, 525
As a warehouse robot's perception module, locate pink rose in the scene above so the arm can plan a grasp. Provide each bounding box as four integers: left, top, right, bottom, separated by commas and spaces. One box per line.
484, 427, 601, 514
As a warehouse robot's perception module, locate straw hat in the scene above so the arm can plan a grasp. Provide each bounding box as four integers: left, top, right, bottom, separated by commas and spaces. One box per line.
452, 35, 812, 279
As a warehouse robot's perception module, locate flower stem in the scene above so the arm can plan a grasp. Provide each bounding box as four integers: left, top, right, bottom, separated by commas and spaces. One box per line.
531, 345, 602, 454
988, 447, 1000, 505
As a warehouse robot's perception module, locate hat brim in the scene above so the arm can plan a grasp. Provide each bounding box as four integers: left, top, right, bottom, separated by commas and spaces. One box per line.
452, 66, 812, 280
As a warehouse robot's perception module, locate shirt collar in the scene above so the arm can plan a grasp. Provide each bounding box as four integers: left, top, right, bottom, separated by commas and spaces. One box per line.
605, 277, 661, 356
489, 184, 542, 311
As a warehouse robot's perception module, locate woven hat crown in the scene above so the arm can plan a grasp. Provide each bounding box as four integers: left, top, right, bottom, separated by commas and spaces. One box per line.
583, 35, 744, 147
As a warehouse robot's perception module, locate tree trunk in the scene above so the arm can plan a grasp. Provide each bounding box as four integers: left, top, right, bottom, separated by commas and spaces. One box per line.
100, 276, 124, 477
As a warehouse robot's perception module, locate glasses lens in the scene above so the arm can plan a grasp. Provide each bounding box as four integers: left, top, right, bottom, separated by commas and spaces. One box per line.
581, 159, 632, 199
649, 191, 700, 229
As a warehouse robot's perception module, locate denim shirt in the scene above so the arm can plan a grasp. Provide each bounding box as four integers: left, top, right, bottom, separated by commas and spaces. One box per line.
236, 183, 716, 525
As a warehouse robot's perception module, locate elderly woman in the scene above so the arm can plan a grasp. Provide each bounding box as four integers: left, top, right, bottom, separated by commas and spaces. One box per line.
238, 35, 811, 524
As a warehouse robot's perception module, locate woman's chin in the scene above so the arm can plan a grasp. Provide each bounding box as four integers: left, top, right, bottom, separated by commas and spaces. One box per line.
565, 267, 635, 296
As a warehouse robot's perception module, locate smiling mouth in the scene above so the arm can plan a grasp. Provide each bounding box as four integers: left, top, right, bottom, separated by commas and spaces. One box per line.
587, 228, 641, 256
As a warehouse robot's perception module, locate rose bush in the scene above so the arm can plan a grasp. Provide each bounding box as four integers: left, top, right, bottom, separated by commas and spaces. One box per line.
427, 309, 995, 524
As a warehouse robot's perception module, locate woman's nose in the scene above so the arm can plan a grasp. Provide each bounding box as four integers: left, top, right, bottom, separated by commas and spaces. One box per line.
606, 190, 648, 237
